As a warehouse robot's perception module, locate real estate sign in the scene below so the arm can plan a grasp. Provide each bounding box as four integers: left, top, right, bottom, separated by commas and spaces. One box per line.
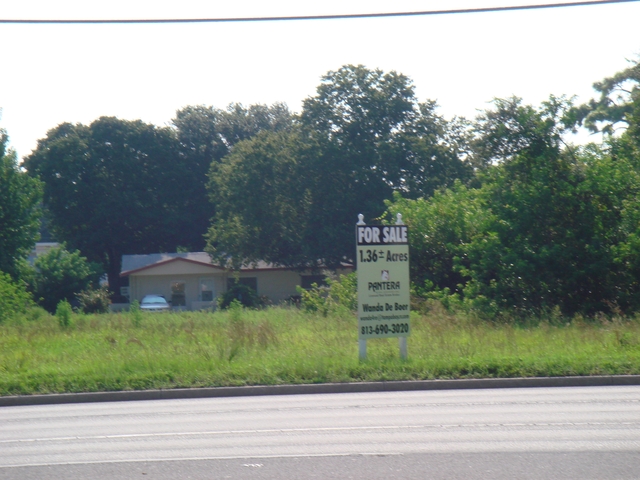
356, 223, 410, 339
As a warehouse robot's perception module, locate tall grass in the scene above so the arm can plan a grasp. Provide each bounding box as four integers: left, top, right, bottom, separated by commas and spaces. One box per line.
1, 304, 640, 396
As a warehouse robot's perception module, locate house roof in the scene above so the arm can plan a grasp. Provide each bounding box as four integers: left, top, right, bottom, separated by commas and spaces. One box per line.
120, 254, 224, 277
120, 252, 311, 277
121, 252, 212, 275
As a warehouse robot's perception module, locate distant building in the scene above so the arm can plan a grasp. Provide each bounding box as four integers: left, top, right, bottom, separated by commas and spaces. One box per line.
27, 242, 59, 265
118, 252, 353, 311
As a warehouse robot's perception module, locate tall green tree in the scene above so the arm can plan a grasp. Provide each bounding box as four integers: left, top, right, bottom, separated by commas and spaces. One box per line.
578, 57, 640, 138
574, 58, 640, 311
471, 95, 578, 165
172, 103, 294, 249
0, 129, 42, 279
301, 65, 471, 200
24, 117, 190, 294
207, 129, 313, 268
173, 102, 293, 169
207, 65, 471, 269
300, 65, 471, 265
389, 95, 640, 317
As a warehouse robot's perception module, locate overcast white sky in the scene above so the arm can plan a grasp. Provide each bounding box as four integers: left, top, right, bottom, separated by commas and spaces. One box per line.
1, 0, 639, 160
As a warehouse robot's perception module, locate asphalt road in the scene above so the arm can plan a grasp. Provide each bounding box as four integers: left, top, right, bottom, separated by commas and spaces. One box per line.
1, 386, 639, 479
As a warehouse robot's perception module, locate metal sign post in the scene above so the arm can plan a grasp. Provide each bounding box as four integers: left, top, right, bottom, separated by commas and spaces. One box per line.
356, 213, 410, 360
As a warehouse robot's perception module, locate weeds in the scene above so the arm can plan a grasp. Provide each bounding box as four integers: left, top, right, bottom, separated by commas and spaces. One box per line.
222, 301, 279, 361
76, 286, 110, 314
130, 300, 142, 328
55, 300, 73, 328
1, 305, 640, 396
298, 272, 357, 316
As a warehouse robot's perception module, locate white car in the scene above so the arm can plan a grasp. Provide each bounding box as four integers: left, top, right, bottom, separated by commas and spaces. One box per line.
140, 294, 170, 312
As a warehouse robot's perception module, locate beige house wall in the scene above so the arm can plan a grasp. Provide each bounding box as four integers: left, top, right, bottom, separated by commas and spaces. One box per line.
234, 270, 301, 303
130, 274, 226, 310
126, 261, 354, 310
233, 268, 353, 303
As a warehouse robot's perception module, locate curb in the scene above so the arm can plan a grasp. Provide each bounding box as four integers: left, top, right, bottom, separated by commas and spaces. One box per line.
2, 375, 640, 407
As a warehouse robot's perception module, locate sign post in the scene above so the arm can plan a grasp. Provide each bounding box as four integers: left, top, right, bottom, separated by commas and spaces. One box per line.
356, 213, 410, 360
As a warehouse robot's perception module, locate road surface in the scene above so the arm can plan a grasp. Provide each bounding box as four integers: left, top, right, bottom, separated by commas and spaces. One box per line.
1, 386, 639, 478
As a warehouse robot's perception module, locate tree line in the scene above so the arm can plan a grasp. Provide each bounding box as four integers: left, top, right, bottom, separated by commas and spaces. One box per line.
1, 60, 639, 317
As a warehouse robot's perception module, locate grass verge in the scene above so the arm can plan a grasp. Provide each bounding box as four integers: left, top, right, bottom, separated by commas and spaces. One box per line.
1, 304, 640, 396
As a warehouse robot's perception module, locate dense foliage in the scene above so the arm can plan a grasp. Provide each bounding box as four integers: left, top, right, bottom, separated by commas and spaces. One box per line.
0, 130, 42, 280
75, 286, 111, 314
218, 283, 263, 310
386, 61, 640, 317
207, 65, 472, 268
298, 272, 357, 316
29, 245, 102, 313
173, 103, 294, 251
0, 271, 33, 323
23, 118, 191, 294
12, 58, 640, 318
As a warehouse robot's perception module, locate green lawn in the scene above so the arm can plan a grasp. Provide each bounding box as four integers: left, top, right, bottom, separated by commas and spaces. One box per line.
1, 305, 640, 396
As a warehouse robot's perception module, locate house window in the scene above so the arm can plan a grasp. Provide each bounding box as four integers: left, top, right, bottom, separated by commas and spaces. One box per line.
301, 275, 327, 290
227, 277, 258, 293
199, 278, 215, 302
171, 281, 186, 307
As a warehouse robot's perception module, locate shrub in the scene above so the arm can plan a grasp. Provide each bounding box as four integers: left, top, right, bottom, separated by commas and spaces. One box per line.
327, 272, 357, 311
298, 283, 329, 315
76, 286, 110, 314
298, 272, 357, 316
218, 283, 262, 309
0, 271, 34, 323
55, 299, 73, 328
31, 245, 103, 313
130, 300, 142, 327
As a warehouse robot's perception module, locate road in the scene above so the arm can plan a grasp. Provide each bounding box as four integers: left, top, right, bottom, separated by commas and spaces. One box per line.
1, 386, 639, 479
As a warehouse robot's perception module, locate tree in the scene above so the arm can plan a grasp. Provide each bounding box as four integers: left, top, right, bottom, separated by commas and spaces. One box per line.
384, 185, 486, 297
206, 129, 311, 268
207, 65, 471, 269
30, 244, 102, 313
24, 117, 191, 294
471, 95, 578, 166
392, 96, 640, 317
172, 103, 294, 249
577, 57, 640, 138
464, 97, 626, 315
0, 129, 42, 279
216, 103, 294, 149
301, 65, 470, 200
573, 58, 640, 311
383, 94, 640, 316
395, 102, 474, 196
173, 102, 293, 169
299, 65, 471, 265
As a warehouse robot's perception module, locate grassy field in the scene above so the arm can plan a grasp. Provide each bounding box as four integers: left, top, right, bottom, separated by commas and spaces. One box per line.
2, 303, 640, 396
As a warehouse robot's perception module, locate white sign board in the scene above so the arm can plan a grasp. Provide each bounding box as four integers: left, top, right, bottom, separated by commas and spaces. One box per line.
356, 224, 410, 339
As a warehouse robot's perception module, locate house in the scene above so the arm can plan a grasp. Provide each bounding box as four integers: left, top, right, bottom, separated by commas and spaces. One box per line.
27, 242, 59, 264
119, 252, 353, 311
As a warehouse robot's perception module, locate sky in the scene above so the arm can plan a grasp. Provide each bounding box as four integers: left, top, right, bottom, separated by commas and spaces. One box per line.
1, 0, 639, 161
